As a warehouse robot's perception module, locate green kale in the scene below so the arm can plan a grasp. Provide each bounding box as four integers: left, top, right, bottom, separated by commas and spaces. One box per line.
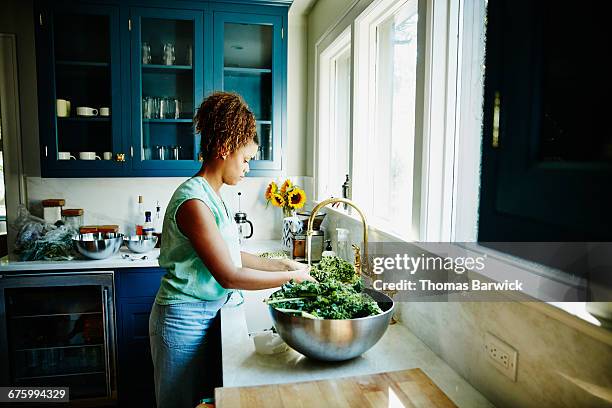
267, 279, 383, 320
310, 255, 358, 284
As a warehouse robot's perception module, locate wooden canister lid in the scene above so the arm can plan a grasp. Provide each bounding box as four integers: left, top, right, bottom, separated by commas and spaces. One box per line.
61, 208, 84, 216
42, 199, 65, 207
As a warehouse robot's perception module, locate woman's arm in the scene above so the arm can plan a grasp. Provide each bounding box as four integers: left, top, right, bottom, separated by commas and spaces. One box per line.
240, 251, 307, 272
176, 199, 314, 290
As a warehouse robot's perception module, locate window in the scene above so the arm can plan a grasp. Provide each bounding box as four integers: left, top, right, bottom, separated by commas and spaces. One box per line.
316, 28, 352, 200
353, 0, 419, 239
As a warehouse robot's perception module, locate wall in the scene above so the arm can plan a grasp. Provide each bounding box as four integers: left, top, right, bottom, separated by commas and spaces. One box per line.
1, 0, 311, 239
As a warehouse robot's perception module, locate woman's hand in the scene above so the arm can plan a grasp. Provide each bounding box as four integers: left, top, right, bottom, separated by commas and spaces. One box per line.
280, 258, 308, 271
291, 269, 317, 283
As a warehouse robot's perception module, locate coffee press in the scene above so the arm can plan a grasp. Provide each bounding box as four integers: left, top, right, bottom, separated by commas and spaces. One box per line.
234, 192, 253, 244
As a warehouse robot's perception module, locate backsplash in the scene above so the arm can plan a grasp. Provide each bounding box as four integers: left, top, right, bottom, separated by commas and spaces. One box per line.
26, 176, 313, 240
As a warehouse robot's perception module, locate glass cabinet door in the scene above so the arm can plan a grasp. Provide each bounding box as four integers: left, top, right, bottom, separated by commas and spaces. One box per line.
214, 13, 283, 172
43, 4, 124, 175
130, 8, 204, 172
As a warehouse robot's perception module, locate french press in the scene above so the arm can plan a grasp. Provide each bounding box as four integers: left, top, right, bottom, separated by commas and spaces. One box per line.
234, 192, 253, 244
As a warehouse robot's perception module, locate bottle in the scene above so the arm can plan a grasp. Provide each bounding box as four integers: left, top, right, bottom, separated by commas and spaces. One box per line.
135, 195, 144, 235
321, 240, 336, 258
154, 201, 162, 232
341, 174, 351, 210
142, 211, 154, 237
336, 228, 350, 261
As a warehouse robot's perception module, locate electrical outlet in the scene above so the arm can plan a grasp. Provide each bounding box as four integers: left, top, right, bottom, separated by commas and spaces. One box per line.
484, 332, 518, 381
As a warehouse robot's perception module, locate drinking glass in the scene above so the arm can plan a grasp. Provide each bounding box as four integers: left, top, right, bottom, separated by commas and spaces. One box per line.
162, 43, 175, 66
142, 42, 152, 65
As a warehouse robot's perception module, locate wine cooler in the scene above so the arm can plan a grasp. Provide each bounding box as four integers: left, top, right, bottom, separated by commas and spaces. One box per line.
0, 271, 117, 405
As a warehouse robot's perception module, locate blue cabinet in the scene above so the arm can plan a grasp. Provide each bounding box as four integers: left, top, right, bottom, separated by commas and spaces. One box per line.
116, 267, 165, 407
129, 7, 208, 176
35, 1, 289, 178
213, 11, 286, 175
35, 3, 127, 177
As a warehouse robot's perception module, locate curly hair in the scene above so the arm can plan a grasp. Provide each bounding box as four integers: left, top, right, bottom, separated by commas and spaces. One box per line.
194, 92, 258, 161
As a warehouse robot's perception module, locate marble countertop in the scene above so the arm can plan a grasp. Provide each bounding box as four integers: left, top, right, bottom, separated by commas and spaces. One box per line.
220, 304, 493, 407
0, 239, 282, 272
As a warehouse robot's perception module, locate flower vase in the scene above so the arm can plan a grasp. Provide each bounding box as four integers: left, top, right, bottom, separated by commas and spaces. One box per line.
282, 209, 302, 251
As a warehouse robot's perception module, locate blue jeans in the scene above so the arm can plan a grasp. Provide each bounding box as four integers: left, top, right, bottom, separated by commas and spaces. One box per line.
149, 296, 229, 408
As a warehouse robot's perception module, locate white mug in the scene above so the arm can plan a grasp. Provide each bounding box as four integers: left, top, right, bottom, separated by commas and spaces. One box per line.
58, 151, 76, 160
79, 152, 101, 160
76, 107, 98, 116
99, 107, 110, 116
56, 99, 70, 117
103, 152, 113, 160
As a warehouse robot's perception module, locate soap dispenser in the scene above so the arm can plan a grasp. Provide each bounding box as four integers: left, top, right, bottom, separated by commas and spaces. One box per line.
321, 240, 335, 258
234, 192, 254, 244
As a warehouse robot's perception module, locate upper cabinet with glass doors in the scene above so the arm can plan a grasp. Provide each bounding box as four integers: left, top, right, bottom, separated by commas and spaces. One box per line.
213, 12, 285, 174
36, 4, 125, 177
129, 8, 206, 176
35, 1, 288, 178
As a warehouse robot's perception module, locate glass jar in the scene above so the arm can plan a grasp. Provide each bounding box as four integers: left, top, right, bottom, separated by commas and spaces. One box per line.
61, 209, 84, 231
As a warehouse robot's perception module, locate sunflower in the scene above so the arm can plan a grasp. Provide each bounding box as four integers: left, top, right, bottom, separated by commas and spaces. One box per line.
265, 181, 278, 200
270, 193, 285, 208
287, 188, 307, 209
280, 179, 293, 195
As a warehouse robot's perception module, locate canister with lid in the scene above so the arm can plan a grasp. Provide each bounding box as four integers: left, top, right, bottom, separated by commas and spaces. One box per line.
61, 209, 84, 231
42, 199, 65, 224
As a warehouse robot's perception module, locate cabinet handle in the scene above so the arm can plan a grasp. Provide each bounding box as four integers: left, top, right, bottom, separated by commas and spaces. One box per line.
492, 91, 501, 148
115, 153, 125, 162
102, 287, 112, 398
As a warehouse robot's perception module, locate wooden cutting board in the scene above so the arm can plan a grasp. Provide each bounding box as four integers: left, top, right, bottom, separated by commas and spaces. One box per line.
214, 368, 458, 407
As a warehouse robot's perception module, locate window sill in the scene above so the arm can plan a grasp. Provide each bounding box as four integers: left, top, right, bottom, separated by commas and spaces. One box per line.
318, 203, 612, 346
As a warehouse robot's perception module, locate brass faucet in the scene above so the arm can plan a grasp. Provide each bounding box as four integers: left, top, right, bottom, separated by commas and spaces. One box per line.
306, 197, 397, 324
306, 197, 370, 278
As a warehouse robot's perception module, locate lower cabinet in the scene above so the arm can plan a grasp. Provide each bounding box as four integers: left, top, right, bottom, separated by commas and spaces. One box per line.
116, 267, 165, 407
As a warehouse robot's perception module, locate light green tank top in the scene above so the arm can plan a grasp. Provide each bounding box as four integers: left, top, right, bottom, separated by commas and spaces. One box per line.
155, 176, 242, 304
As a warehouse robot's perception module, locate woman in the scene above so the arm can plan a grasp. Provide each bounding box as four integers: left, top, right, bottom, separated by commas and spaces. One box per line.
149, 92, 314, 408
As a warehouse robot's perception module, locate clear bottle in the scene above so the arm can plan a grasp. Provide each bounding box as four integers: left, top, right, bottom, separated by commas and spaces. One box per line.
135, 195, 144, 235
336, 228, 350, 261
142, 211, 154, 237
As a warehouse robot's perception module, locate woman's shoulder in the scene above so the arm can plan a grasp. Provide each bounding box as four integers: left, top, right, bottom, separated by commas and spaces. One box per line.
170, 177, 215, 208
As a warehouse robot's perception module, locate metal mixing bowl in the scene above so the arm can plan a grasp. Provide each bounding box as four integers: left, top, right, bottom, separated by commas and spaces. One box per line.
124, 235, 158, 253
72, 233, 124, 260
268, 288, 395, 361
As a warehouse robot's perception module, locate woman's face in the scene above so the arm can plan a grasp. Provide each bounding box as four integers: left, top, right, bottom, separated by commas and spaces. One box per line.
222, 140, 258, 185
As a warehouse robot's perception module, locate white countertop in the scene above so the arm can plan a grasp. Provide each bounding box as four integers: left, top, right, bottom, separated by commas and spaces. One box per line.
0, 247, 161, 272
219, 304, 492, 407
0, 239, 283, 272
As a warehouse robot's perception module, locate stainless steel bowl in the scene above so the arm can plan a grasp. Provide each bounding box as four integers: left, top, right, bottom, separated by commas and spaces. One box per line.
72, 233, 124, 260
124, 235, 158, 253
268, 288, 394, 361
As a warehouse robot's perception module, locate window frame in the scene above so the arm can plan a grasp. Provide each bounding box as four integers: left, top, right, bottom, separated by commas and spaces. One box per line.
315, 27, 352, 201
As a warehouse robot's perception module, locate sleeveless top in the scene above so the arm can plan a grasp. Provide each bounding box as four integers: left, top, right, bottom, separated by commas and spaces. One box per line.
155, 176, 241, 304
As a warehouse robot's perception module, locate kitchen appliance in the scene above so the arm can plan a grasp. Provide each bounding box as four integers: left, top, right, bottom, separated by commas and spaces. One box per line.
296, 211, 326, 231
291, 230, 323, 262
234, 192, 253, 244
0, 272, 117, 404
